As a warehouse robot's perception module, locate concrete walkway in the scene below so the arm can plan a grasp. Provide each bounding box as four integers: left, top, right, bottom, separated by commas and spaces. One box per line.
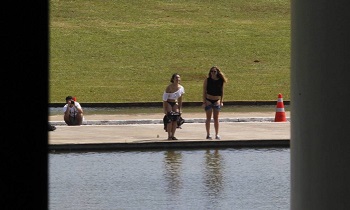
49, 112, 290, 152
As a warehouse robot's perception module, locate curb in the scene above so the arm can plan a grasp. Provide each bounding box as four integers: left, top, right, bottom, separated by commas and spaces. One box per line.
49, 101, 291, 107
49, 117, 291, 126
49, 139, 290, 152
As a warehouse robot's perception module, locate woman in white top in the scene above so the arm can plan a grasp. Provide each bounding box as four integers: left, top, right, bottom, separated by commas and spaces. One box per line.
163, 73, 185, 140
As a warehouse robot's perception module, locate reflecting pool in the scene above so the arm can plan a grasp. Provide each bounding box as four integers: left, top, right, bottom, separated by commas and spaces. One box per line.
49, 148, 290, 210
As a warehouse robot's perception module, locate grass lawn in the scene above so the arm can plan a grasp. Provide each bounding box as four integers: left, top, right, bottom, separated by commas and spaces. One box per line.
49, 0, 290, 103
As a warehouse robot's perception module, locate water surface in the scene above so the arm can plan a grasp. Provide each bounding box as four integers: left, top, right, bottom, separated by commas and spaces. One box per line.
49, 148, 290, 210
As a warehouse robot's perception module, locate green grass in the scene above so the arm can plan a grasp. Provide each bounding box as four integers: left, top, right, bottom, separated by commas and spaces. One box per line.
49, 0, 290, 103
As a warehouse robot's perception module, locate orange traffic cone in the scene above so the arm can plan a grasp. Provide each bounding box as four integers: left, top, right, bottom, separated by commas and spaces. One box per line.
274, 93, 287, 122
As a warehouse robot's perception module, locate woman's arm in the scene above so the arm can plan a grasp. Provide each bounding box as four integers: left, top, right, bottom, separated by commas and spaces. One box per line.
220, 83, 225, 105
163, 88, 169, 114
163, 101, 168, 114
178, 96, 183, 113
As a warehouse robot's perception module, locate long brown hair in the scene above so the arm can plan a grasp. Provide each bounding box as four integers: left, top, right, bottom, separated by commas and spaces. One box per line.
207, 66, 228, 83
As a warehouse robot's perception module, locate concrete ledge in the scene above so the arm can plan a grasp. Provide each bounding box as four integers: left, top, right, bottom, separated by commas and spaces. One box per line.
49, 117, 291, 152
49, 139, 290, 152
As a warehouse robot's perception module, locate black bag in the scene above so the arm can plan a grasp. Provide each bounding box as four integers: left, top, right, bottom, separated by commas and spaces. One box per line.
163, 114, 185, 131
177, 116, 185, 128
163, 115, 170, 131
48, 123, 56, 131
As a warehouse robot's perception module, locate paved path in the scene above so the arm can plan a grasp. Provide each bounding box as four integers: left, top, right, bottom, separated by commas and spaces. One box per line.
49, 112, 290, 152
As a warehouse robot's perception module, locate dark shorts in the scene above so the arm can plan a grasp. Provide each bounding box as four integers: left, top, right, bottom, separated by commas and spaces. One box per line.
204, 104, 221, 111
167, 101, 177, 107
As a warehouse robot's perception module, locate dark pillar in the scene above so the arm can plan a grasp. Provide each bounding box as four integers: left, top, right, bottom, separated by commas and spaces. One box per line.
291, 0, 350, 209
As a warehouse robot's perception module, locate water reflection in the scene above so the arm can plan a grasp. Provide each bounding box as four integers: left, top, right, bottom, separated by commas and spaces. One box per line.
163, 150, 183, 196
163, 149, 225, 201
203, 149, 224, 198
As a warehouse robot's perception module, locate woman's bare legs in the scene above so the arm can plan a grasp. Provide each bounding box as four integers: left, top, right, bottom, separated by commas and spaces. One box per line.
167, 122, 173, 139
213, 108, 220, 138
167, 104, 179, 140
204, 101, 220, 139
205, 108, 213, 138
170, 121, 177, 138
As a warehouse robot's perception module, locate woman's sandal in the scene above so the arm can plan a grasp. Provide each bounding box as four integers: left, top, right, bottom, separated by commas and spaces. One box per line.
172, 136, 178, 140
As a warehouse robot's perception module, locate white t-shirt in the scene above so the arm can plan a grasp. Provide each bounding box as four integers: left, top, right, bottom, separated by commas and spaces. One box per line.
63, 101, 82, 117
